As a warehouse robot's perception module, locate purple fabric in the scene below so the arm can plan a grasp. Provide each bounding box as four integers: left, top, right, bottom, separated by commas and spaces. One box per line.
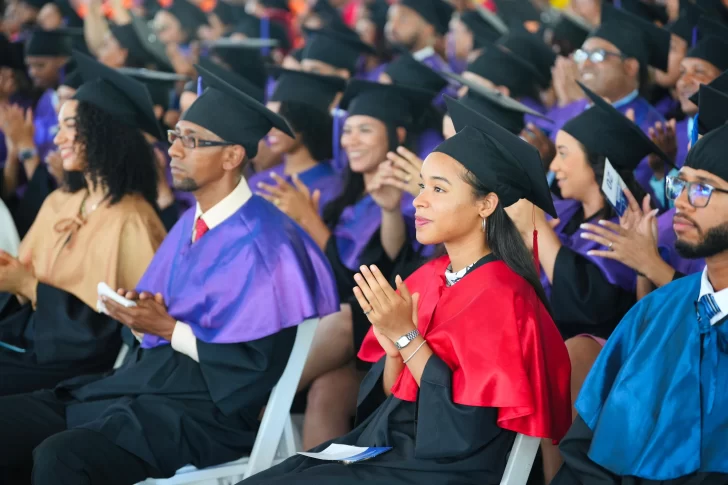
334, 193, 415, 270
33, 89, 59, 161
541, 197, 637, 299
357, 62, 388, 82
247, 161, 343, 212
521, 96, 554, 134
654, 95, 679, 118
138, 195, 340, 348
416, 128, 443, 160
419, 53, 457, 112
675, 118, 689, 169
656, 208, 705, 276
266, 76, 276, 101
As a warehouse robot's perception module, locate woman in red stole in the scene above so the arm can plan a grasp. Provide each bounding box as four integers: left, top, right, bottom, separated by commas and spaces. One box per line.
239, 96, 571, 484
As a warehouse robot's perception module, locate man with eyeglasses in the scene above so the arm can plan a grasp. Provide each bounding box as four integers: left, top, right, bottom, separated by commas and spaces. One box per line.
552, 102, 728, 485
0, 65, 339, 485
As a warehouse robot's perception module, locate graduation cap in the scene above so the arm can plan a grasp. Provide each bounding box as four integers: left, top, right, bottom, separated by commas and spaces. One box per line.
619, 0, 669, 25
498, 31, 556, 87
547, 10, 593, 51
60, 68, 83, 89
208, 38, 270, 91
231, 13, 292, 50
362, 0, 390, 33
385, 52, 448, 93
197, 56, 265, 103
212, 0, 246, 26
269, 67, 346, 112
302, 28, 375, 74
183, 63, 293, 156
561, 82, 671, 171
71, 51, 162, 139
436, 95, 556, 217
667, 0, 706, 43
338, 80, 436, 128
117, 68, 187, 111
18, 0, 52, 10
696, 67, 728, 96
687, 82, 728, 134
25, 28, 82, 57
110, 16, 174, 71
53, 0, 83, 28
399, 0, 455, 35
683, 120, 728, 181
165, 0, 209, 38
590, 3, 670, 71
685, 32, 728, 70
466, 45, 545, 98
442, 70, 551, 134
0, 35, 26, 70
494, 0, 543, 27
459, 9, 506, 48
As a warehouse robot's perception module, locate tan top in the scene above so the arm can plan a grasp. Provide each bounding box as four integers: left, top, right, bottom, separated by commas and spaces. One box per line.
18, 189, 167, 309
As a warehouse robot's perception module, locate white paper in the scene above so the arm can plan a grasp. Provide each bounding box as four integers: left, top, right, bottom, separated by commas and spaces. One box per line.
297, 444, 371, 461
601, 158, 629, 216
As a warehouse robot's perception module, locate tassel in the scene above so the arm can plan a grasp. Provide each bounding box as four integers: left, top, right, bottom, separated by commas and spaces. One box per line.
332, 107, 344, 171
690, 114, 699, 147
532, 205, 539, 271
692, 26, 698, 47
196, 76, 203, 96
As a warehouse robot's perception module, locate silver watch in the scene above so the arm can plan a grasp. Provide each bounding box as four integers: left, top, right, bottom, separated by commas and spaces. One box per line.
394, 329, 420, 350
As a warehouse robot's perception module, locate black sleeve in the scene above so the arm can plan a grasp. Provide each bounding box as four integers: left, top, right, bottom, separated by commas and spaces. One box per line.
550, 247, 636, 339
551, 415, 620, 485
354, 356, 387, 424
14, 283, 121, 365
7, 164, 56, 238
673, 271, 686, 281
414, 355, 509, 459
196, 325, 297, 416
158, 202, 181, 232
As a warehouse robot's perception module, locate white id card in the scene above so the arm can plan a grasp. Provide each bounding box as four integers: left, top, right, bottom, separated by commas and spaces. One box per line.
601, 158, 629, 217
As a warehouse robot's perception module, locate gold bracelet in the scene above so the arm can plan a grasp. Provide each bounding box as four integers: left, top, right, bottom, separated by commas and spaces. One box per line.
403, 340, 427, 364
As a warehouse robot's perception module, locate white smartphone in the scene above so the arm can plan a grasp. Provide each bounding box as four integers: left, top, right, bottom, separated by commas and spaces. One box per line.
97, 282, 137, 315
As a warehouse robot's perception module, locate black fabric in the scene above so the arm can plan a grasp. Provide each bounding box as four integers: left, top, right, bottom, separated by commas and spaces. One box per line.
466, 45, 545, 98
400, 0, 454, 35
690, 84, 728, 134
269, 68, 345, 111
241, 355, 516, 484
551, 415, 728, 485
159, 202, 181, 231
2, 163, 56, 238
197, 56, 265, 103
302, 27, 375, 74
25, 29, 79, 57
384, 52, 448, 93
685, 35, 728, 71
459, 9, 503, 48
209, 41, 269, 91
684, 123, 728, 182
498, 31, 556, 86
339, 79, 435, 128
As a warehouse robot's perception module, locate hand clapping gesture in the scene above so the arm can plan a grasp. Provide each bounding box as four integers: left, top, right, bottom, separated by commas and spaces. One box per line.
648, 120, 678, 180
367, 162, 404, 213
257, 172, 322, 224
383, 146, 424, 197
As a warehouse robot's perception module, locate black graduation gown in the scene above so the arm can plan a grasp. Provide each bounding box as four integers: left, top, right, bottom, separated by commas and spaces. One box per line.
549, 210, 636, 340
0, 164, 56, 239
159, 200, 183, 232
0, 283, 121, 396
552, 416, 728, 485
52, 325, 297, 478
241, 355, 516, 485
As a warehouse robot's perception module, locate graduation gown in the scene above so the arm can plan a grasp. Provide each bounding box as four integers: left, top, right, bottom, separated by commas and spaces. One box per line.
544, 198, 637, 340
0, 189, 166, 396
33, 89, 59, 162
242, 255, 571, 485
553, 273, 728, 484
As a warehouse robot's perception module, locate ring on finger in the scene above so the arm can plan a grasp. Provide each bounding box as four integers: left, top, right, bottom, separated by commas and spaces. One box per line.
608, 242, 614, 250
363, 308, 373, 316
273, 198, 281, 206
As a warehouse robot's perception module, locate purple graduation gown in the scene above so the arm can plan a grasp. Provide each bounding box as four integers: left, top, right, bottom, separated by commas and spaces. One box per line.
675, 118, 690, 169
247, 161, 343, 212
656, 208, 705, 276
138, 195, 340, 348
416, 128, 443, 160
33, 89, 59, 162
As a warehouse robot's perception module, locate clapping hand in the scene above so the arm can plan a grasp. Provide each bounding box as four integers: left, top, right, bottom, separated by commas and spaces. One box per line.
648, 120, 677, 180
367, 162, 404, 213
257, 173, 322, 224
384, 146, 424, 197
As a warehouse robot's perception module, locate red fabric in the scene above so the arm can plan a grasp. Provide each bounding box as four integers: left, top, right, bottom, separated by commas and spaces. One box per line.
194, 217, 209, 242
357, 256, 572, 442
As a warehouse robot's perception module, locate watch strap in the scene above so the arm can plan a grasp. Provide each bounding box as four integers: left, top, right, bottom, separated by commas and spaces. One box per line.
395, 329, 420, 350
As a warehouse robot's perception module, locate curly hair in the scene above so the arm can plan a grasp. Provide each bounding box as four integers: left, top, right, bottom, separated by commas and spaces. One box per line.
67, 101, 158, 208
279, 101, 333, 162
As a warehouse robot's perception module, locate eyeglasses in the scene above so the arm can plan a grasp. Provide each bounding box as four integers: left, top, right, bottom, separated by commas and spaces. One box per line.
167, 130, 235, 149
573, 48, 626, 64
666, 175, 728, 208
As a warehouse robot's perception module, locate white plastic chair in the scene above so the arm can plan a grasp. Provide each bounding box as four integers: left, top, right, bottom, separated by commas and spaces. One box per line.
137, 318, 318, 485
499, 434, 541, 485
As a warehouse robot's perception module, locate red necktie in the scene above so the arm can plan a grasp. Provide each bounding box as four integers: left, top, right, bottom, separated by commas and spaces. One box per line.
194, 217, 209, 242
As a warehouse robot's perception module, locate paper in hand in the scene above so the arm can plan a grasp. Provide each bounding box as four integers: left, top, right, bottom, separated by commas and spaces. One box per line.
601, 158, 629, 217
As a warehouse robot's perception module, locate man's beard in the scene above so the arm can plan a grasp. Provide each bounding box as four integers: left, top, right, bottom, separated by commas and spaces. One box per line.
675, 220, 728, 259
173, 177, 199, 192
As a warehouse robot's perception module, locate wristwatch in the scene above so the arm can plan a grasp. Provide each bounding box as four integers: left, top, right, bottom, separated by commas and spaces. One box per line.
18, 148, 38, 162
394, 329, 420, 350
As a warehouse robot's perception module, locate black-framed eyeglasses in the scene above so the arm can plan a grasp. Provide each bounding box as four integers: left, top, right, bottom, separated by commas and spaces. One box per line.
573, 48, 626, 64
167, 130, 235, 149
666, 175, 728, 208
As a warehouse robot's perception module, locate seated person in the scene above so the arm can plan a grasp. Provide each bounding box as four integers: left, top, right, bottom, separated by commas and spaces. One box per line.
240, 95, 572, 485
552, 119, 728, 485
0, 52, 166, 397
0, 63, 339, 485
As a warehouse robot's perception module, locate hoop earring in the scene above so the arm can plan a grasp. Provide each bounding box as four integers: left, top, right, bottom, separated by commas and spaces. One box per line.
482, 217, 487, 233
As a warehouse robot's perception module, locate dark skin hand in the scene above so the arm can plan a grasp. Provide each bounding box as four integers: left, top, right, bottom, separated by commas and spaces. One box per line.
102, 289, 177, 342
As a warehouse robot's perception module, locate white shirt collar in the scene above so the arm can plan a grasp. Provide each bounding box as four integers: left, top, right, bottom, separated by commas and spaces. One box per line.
698, 267, 728, 326
192, 177, 252, 240
413, 46, 435, 61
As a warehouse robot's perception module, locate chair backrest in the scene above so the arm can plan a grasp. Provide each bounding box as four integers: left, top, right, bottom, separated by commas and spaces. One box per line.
499, 434, 541, 485
245, 318, 319, 476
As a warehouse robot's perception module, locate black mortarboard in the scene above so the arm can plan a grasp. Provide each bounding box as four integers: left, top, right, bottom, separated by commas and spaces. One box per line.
212, 0, 246, 25
302, 28, 375, 74
399, 0, 455, 35
442, 70, 551, 134
0, 35, 25, 70
363, 0, 390, 33
696, 68, 728, 95
290, 47, 305, 62
260, 0, 291, 11
683, 121, 728, 181
110, 16, 174, 71
459, 9, 506, 48
590, 3, 670, 71
25, 28, 81, 57
60, 68, 83, 89
208, 38, 271, 91
53, 0, 83, 27
547, 10, 593, 51
385, 52, 448, 93
494, 0, 543, 27
231, 13, 292, 50
688, 83, 728, 134
117, 67, 187, 111
197, 56, 265, 103
620, 0, 669, 25
71, 51, 162, 139
466, 45, 545, 98
183, 63, 293, 156
667, 0, 705, 43
436, 95, 556, 217
498, 31, 556, 86
338, 80, 436, 127
696, 13, 728, 39
269, 67, 346, 112
165, 0, 209, 38
19, 0, 51, 10
561, 82, 671, 170
685, 35, 728, 70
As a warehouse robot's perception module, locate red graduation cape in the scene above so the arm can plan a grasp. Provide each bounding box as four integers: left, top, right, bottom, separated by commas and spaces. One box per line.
358, 256, 572, 441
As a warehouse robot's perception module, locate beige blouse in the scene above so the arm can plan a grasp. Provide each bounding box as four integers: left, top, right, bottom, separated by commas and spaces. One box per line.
18, 189, 167, 309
